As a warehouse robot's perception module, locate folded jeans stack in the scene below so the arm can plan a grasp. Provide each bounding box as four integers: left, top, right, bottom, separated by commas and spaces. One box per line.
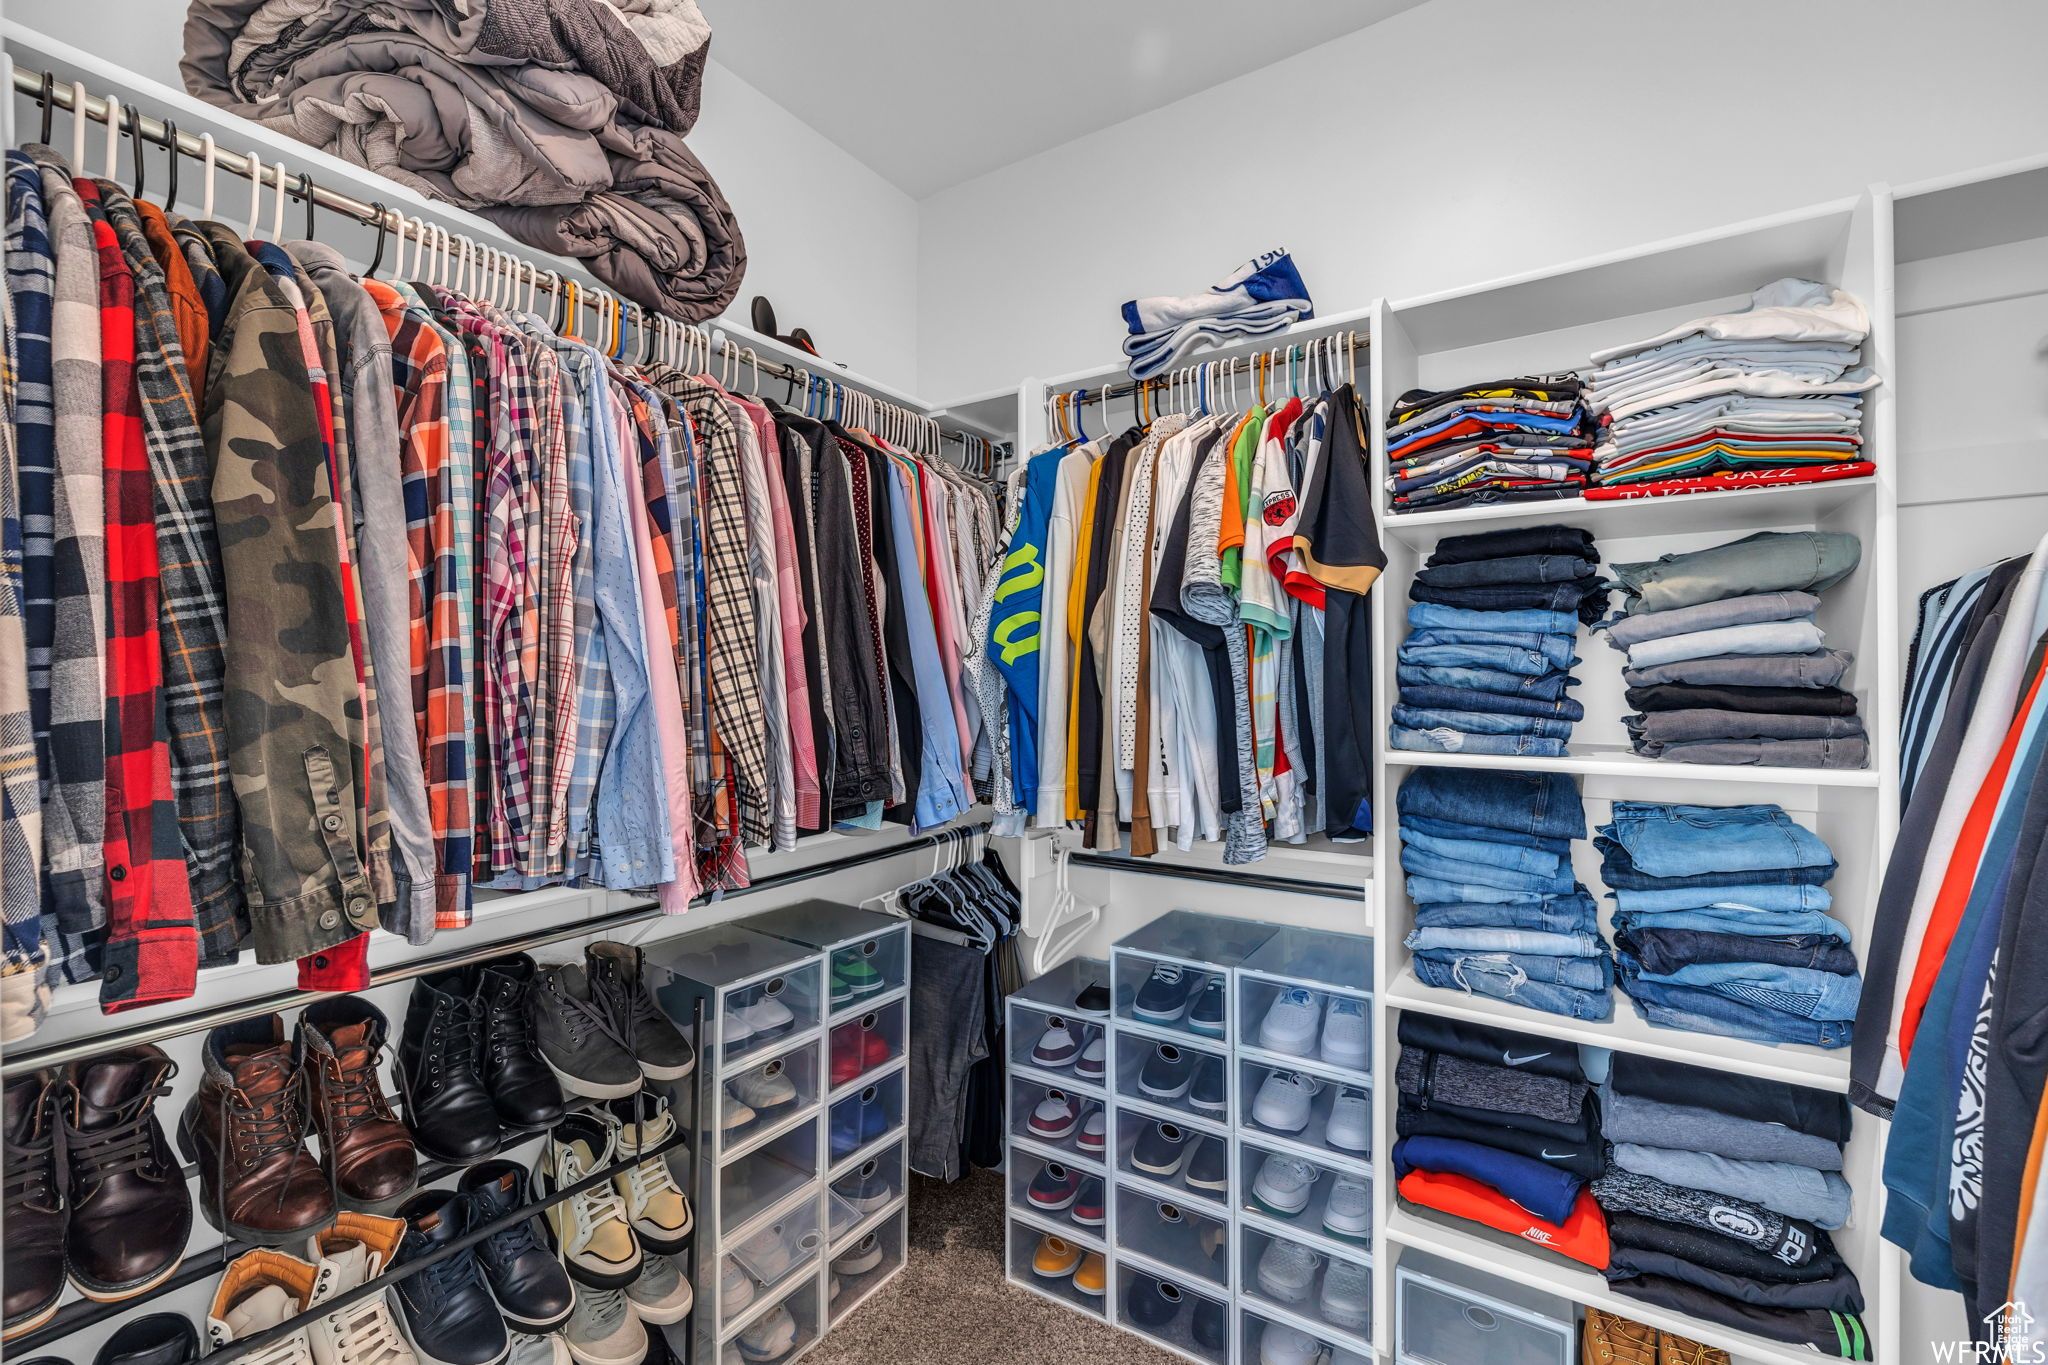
1384, 375, 1596, 512
1605, 530, 1869, 769
1391, 1012, 1609, 1267
1119, 250, 1313, 381
1393, 524, 1609, 759
1593, 1054, 1872, 1359
1583, 278, 1882, 500
1599, 801, 1860, 1049
1399, 767, 1613, 1020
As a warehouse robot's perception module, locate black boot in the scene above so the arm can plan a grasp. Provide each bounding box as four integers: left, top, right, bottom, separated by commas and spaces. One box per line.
458, 1160, 576, 1332
475, 954, 568, 1133
396, 969, 501, 1167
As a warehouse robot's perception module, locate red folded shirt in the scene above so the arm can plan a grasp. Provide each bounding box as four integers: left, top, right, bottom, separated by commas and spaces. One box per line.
1584, 461, 1875, 501
1399, 1167, 1611, 1268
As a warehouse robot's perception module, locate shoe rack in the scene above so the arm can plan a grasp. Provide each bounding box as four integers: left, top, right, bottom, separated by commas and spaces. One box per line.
1002, 912, 1375, 1365
645, 907, 911, 1365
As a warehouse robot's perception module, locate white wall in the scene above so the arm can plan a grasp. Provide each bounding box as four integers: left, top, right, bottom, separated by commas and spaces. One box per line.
5, 0, 925, 391
915, 0, 2048, 400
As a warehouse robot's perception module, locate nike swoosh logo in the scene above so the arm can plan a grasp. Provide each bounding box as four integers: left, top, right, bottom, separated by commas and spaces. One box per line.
1502, 1052, 1550, 1066
1539, 1149, 1574, 1160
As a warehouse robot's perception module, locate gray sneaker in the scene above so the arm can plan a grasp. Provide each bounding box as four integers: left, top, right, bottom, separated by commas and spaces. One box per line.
507, 1331, 571, 1365
535, 964, 643, 1099
586, 943, 695, 1081
563, 1286, 646, 1365
624, 1251, 694, 1325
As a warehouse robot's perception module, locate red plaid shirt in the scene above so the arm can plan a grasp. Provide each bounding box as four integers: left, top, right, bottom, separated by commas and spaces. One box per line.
76, 180, 197, 1010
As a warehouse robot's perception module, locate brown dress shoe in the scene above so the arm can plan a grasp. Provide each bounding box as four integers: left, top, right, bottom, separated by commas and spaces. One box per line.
299, 998, 418, 1215
179, 1016, 335, 1245
3, 1069, 66, 1339
61, 1047, 192, 1301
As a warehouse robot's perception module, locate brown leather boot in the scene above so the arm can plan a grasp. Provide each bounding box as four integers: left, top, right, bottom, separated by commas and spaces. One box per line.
60, 1046, 191, 1302
179, 1016, 335, 1245
1583, 1308, 1660, 1365
2, 1069, 65, 1339
298, 998, 417, 1216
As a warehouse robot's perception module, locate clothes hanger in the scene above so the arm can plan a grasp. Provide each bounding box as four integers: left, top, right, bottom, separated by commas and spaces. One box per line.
99, 96, 121, 183
36, 72, 54, 147
267, 162, 288, 243
1030, 843, 1100, 975
299, 172, 316, 240
69, 82, 89, 180
244, 148, 265, 239
124, 107, 146, 200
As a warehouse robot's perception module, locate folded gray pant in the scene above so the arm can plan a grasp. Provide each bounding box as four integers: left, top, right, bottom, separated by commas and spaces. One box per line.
1395, 1046, 1589, 1124
1627, 710, 1868, 752
1611, 530, 1862, 614
1604, 1243, 1865, 1312
1593, 1166, 1823, 1265
1602, 1090, 1845, 1170
1622, 648, 1855, 690
1641, 735, 1869, 769
1611, 1142, 1852, 1228
1602, 591, 1821, 651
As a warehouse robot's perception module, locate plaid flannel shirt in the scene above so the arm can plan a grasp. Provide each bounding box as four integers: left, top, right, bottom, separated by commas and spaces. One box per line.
548, 339, 613, 883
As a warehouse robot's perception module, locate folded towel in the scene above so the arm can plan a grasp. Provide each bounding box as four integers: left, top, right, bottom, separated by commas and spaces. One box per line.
1121, 248, 1312, 335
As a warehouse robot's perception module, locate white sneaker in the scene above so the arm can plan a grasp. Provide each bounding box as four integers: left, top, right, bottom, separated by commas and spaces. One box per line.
538, 1116, 644, 1287
304, 1216, 418, 1365
737, 1304, 799, 1362
1259, 1321, 1324, 1365
1258, 988, 1323, 1056
1329, 1350, 1369, 1365
507, 1332, 571, 1365
834, 1232, 885, 1276
728, 1060, 798, 1112
1028, 1092, 1081, 1140
1319, 1258, 1371, 1331
1251, 1071, 1322, 1133
625, 1251, 694, 1325
1075, 1036, 1107, 1080
608, 1095, 692, 1250
732, 994, 796, 1039
562, 1286, 646, 1365
1255, 1239, 1322, 1304
1325, 1087, 1369, 1154
720, 1258, 758, 1316
736, 1218, 822, 1285
1319, 996, 1368, 1070
207, 1253, 317, 1365
1251, 1154, 1319, 1217
1322, 1176, 1371, 1243
720, 1006, 756, 1051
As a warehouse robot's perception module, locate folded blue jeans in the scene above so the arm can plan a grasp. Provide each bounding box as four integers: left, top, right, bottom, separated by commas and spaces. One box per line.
1391, 726, 1570, 758
1594, 836, 1835, 889
1621, 972, 1852, 1048
1405, 627, 1578, 671
1392, 705, 1576, 740
1600, 801, 1835, 878
1407, 875, 1558, 906
1397, 766, 1587, 841
1407, 926, 1607, 956
1620, 926, 1856, 975
1414, 554, 1601, 590
1612, 882, 1833, 915
1400, 823, 1570, 878
1407, 601, 1583, 634
1401, 846, 1577, 894
1400, 641, 1578, 677
1413, 948, 1614, 992
1630, 961, 1863, 1021
1399, 683, 1587, 721
1614, 906, 1852, 941
1625, 618, 1828, 670
1396, 662, 1578, 700
1414, 895, 1600, 935
1414, 952, 1614, 1020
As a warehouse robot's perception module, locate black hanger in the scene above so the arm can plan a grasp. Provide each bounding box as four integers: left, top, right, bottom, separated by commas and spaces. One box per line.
300, 172, 316, 239
162, 119, 179, 208
363, 202, 388, 278
38, 72, 54, 146
125, 108, 146, 199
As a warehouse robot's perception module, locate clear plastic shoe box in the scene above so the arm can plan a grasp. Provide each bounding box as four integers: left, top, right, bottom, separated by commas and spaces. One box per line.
1394, 1247, 1572, 1365
1114, 1186, 1232, 1291
828, 994, 907, 1094
1113, 1029, 1234, 1128
828, 1203, 906, 1326
1112, 1107, 1230, 1211
1110, 910, 1278, 1041
746, 899, 911, 1021
1240, 1224, 1375, 1350
1011, 1072, 1108, 1166
1115, 1261, 1231, 1365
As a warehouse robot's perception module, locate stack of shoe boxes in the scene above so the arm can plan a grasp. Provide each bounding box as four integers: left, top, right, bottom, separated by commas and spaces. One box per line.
1004, 911, 1375, 1365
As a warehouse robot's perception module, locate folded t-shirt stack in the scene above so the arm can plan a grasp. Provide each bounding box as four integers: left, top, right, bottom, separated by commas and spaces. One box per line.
1119, 249, 1313, 381
1604, 530, 1868, 769
1598, 801, 1861, 1049
1393, 524, 1609, 759
1384, 375, 1596, 512
1584, 278, 1882, 500
1594, 1054, 1872, 1359
1392, 1012, 1610, 1268
1399, 767, 1613, 1021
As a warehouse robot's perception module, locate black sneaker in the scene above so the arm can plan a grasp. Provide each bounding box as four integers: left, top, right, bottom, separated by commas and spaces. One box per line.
1131, 1121, 1190, 1178
1124, 1274, 1185, 1331
1073, 983, 1111, 1017
1189, 1055, 1228, 1115
1185, 1135, 1229, 1193
1138, 1044, 1194, 1101
393, 1190, 511, 1365
533, 963, 642, 1099
1186, 979, 1227, 1038
1192, 1295, 1228, 1352
458, 1161, 577, 1332
1132, 965, 1194, 1024
586, 942, 695, 1081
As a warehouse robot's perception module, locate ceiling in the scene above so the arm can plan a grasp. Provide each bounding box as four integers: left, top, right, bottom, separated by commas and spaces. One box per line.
706, 1, 1426, 199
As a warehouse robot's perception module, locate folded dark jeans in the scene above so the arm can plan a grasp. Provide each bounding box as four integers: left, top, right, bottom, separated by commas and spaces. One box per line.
1622, 648, 1855, 690
1606, 1244, 1865, 1312
1626, 682, 1860, 716
1594, 836, 1836, 888
1628, 710, 1868, 749
1397, 1011, 1586, 1080
1396, 1097, 1605, 1179
1416, 553, 1602, 588
1410, 576, 1608, 621
1397, 661, 1578, 700
1400, 683, 1587, 721
1426, 523, 1598, 567
1609, 1052, 1851, 1142
1603, 1273, 1871, 1358
1643, 735, 1870, 769
1405, 814, 1575, 856
1605, 1211, 1847, 1285
1397, 766, 1587, 842
1619, 926, 1858, 976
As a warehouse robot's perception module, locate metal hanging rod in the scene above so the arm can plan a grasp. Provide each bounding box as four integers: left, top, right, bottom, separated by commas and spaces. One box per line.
1065, 850, 1364, 902
2, 822, 991, 1078
1050, 330, 1370, 410
8, 62, 996, 456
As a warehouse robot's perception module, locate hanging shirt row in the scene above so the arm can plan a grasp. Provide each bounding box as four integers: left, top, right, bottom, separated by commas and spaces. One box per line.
0, 142, 1005, 1029
977, 379, 1385, 862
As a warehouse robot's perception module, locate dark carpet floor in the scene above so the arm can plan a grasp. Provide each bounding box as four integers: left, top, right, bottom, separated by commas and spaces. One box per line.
807, 1168, 1180, 1365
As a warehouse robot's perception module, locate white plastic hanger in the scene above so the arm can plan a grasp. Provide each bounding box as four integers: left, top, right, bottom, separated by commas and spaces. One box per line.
68, 81, 88, 179
268, 162, 287, 243
1030, 843, 1101, 976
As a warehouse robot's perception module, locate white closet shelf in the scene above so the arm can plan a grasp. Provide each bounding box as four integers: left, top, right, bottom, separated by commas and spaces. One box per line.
1383, 969, 1852, 1091
1382, 744, 1882, 789
1379, 477, 1880, 545
1385, 1206, 1857, 1365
